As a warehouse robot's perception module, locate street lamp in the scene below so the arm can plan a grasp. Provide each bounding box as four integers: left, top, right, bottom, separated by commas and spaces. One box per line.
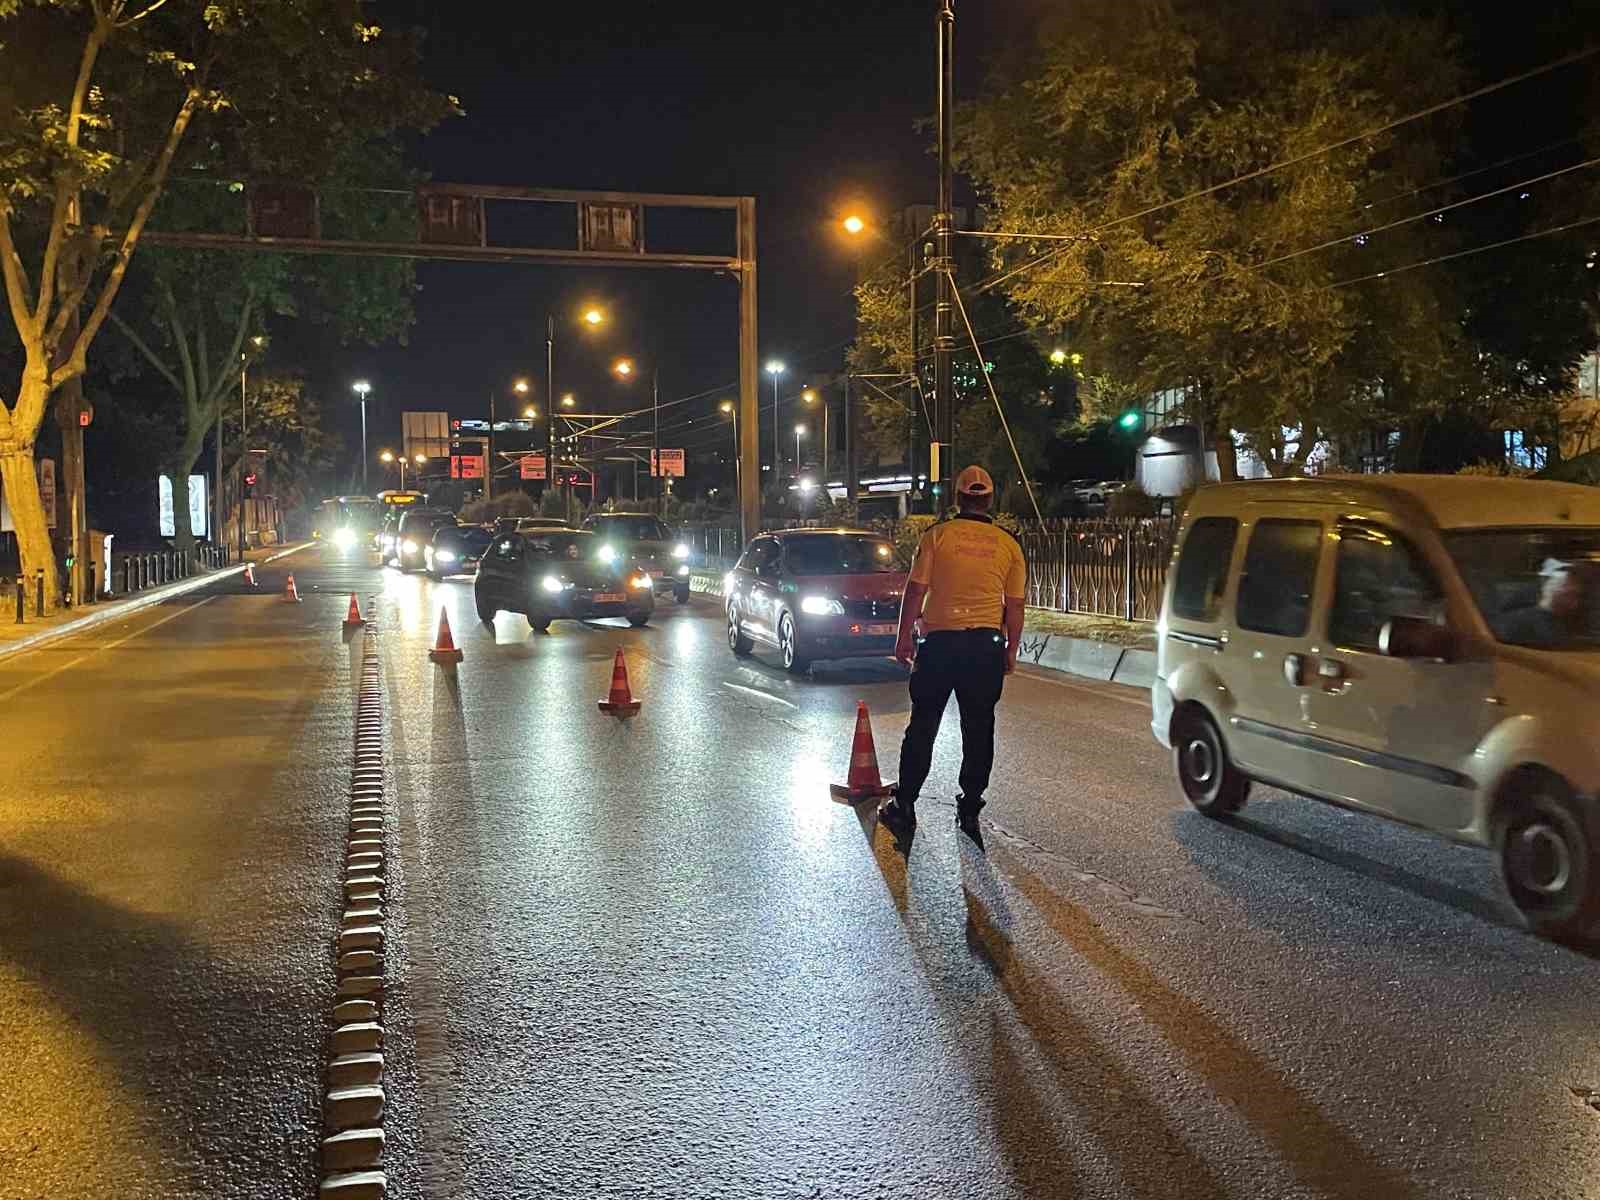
842, 214, 866, 236
721, 399, 739, 498
613, 358, 634, 378
802, 387, 827, 481
583, 307, 605, 326
561, 393, 576, 408
795, 422, 806, 473
615, 358, 662, 514
381, 449, 426, 490
514, 379, 530, 396
547, 304, 608, 520
352, 380, 372, 492
524, 406, 538, 420
766, 360, 785, 480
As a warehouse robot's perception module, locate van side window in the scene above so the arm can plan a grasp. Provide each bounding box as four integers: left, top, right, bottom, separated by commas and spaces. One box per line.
1236, 519, 1321, 637
1171, 517, 1239, 620
1330, 524, 1445, 650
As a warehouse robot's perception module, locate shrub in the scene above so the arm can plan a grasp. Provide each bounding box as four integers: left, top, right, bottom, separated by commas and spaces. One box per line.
1107, 484, 1159, 517
459, 490, 537, 524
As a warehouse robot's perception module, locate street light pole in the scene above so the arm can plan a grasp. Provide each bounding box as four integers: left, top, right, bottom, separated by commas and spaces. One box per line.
932, 0, 957, 505
795, 424, 805, 474
766, 361, 785, 492
352, 380, 372, 494
652, 367, 661, 516
486, 388, 495, 501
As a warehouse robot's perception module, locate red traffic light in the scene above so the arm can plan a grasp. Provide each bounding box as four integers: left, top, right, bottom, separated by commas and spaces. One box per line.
244, 472, 258, 487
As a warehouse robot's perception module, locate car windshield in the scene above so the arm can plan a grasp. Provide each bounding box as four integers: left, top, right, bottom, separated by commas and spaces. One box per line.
441, 527, 490, 550
591, 516, 669, 541
525, 532, 598, 559
1445, 528, 1600, 650
784, 534, 898, 575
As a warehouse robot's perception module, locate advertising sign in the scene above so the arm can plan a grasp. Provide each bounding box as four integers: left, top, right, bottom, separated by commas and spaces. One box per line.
0, 458, 58, 531
650, 449, 685, 478
158, 473, 209, 538
520, 453, 546, 481
403, 411, 451, 463
450, 454, 485, 480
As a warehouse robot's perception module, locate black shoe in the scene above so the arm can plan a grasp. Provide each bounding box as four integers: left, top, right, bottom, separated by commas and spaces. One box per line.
956, 797, 985, 851
879, 796, 916, 836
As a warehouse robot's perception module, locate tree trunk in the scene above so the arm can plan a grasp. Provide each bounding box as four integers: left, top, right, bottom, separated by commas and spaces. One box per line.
1212, 432, 1239, 482
1, 446, 56, 613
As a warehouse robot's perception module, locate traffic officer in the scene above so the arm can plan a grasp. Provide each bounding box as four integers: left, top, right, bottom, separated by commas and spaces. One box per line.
879, 465, 1026, 850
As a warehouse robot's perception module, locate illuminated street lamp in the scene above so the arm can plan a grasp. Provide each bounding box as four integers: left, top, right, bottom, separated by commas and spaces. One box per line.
766, 360, 785, 476
352, 380, 372, 491
514, 379, 530, 395
561, 393, 576, 408
612, 359, 634, 378
583, 307, 606, 326
842, 214, 866, 236
721, 399, 739, 496
380, 449, 427, 490
802, 386, 828, 479
523, 406, 538, 420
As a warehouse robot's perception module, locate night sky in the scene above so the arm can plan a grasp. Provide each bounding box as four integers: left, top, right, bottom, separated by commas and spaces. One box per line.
318, 0, 1039, 488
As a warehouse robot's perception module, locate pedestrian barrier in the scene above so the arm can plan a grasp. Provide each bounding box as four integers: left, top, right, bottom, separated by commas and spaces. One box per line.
597, 648, 641, 717
830, 701, 895, 802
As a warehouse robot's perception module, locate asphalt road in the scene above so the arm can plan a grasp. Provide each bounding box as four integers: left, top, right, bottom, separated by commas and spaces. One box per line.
360, 550, 1600, 1200
3, 544, 1596, 1199
0, 548, 370, 1199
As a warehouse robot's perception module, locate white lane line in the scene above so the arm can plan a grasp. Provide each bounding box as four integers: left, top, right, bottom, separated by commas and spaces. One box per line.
721, 681, 800, 709
0, 595, 218, 704
1013, 663, 1151, 711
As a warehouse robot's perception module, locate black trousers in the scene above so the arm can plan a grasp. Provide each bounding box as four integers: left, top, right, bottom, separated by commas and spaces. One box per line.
897, 628, 1007, 810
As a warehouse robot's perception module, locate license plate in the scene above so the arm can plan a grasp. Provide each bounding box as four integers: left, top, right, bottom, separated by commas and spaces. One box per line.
865, 623, 897, 636
593, 593, 625, 604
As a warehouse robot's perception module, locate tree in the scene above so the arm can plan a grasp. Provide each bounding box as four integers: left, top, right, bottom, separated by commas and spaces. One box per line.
952, 0, 1491, 478
0, 0, 451, 608
108, 140, 421, 549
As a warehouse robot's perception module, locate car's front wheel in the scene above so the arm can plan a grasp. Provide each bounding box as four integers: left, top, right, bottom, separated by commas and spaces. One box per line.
674, 584, 691, 604
628, 613, 650, 627
1500, 772, 1600, 940
528, 613, 551, 633
728, 605, 754, 657
1172, 706, 1249, 816
778, 611, 810, 675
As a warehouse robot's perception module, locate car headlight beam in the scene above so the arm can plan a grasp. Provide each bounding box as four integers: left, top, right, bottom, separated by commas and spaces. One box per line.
672, 543, 690, 559
630, 573, 652, 590
401, 539, 418, 554
541, 575, 565, 594
332, 528, 356, 550
597, 544, 617, 564
800, 595, 843, 616
436, 549, 458, 564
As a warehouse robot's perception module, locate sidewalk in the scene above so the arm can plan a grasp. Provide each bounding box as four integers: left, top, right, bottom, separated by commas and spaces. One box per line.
0, 542, 312, 661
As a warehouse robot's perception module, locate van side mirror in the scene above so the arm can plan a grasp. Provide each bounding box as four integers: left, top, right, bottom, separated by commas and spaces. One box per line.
1379, 616, 1458, 662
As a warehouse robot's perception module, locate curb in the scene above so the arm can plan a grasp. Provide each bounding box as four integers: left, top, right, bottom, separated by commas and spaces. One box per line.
689, 570, 1156, 692
319, 601, 390, 1197
0, 541, 312, 663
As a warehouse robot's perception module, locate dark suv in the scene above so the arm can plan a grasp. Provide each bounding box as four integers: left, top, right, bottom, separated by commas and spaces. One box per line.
724, 529, 906, 673
581, 513, 691, 603
473, 529, 653, 632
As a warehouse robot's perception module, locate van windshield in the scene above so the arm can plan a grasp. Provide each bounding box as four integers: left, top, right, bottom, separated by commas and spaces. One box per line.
1445, 528, 1600, 650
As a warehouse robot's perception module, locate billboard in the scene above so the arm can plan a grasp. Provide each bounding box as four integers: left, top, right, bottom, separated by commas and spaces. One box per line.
450, 454, 485, 479
520, 453, 546, 480
403, 411, 451, 463
0, 458, 57, 532
158, 474, 210, 537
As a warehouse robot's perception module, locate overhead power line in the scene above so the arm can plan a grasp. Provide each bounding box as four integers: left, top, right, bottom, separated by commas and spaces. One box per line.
1325, 212, 1600, 288
965, 44, 1600, 298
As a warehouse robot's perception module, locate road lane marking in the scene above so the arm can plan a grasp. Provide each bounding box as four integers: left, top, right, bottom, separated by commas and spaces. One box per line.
721, 681, 799, 709
0, 595, 218, 704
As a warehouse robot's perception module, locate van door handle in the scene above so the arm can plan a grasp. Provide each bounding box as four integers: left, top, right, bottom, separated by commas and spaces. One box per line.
1283, 653, 1308, 686
1319, 659, 1347, 681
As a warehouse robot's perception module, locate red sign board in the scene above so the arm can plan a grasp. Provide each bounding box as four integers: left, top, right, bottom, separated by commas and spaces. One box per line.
450, 454, 485, 479
520, 453, 546, 481
650, 448, 685, 478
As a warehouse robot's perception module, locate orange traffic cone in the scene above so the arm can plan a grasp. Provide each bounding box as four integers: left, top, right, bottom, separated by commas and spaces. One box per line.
830, 701, 895, 802
243, 562, 257, 588
429, 607, 463, 664
597, 648, 641, 717
283, 573, 302, 603
343, 592, 365, 629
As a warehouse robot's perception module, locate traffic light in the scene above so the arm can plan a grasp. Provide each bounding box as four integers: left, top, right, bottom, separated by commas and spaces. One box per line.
1118, 410, 1142, 432
244, 471, 258, 491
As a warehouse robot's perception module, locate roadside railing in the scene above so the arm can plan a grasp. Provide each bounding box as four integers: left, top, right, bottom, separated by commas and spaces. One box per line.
679, 515, 1176, 622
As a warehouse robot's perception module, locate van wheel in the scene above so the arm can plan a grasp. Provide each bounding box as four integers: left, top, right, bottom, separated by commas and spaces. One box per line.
1500, 772, 1600, 940
1172, 707, 1249, 816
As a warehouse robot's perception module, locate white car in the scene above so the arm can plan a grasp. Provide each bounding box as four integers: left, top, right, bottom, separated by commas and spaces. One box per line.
1152, 475, 1600, 938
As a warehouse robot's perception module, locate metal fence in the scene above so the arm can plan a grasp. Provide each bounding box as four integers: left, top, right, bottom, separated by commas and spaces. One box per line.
1015, 518, 1175, 621
679, 516, 1176, 622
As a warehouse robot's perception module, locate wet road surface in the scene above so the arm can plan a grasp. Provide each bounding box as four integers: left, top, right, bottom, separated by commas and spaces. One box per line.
2, 543, 1596, 1198
366, 559, 1600, 1199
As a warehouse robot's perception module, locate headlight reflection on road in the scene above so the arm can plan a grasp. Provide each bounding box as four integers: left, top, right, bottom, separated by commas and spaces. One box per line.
787, 752, 835, 854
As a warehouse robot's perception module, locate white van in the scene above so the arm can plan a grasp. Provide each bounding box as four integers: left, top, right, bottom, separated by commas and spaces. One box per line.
1151, 475, 1600, 938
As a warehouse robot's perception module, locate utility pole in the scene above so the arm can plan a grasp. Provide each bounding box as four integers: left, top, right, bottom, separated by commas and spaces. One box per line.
652, 367, 661, 515
486, 388, 495, 501
932, 0, 957, 509
546, 315, 556, 509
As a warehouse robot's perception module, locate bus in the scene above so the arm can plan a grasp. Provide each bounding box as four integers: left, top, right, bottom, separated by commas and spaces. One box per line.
315, 495, 384, 551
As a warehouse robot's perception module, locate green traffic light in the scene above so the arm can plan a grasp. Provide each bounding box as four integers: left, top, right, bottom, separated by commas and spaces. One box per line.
1118, 411, 1141, 430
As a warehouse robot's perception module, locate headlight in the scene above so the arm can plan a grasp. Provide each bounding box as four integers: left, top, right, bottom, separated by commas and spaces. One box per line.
597, 543, 617, 564
541, 575, 565, 594
333, 528, 356, 549
402, 539, 418, 554
676, 564, 689, 576
672, 543, 690, 559
436, 549, 458, 564
801, 595, 843, 616
630, 574, 652, 590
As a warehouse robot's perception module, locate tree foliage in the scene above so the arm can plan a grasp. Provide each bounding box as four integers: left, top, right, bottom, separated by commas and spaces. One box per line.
952, 0, 1600, 477
0, 0, 453, 602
